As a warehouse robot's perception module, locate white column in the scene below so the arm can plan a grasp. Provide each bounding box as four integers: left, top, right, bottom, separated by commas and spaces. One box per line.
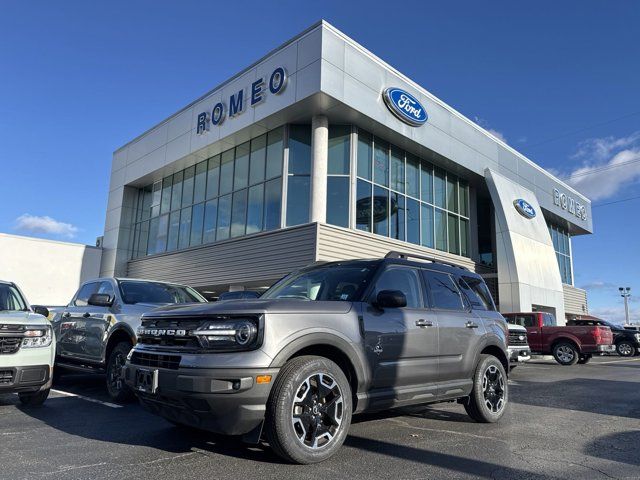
309, 115, 328, 224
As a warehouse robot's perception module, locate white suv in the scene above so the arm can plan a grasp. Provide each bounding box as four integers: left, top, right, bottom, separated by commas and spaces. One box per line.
0, 281, 55, 406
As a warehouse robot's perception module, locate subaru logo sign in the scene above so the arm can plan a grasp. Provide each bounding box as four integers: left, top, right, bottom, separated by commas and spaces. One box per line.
382, 88, 428, 127
513, 199, 536, 219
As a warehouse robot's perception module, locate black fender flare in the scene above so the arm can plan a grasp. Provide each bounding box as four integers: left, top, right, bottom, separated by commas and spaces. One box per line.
102, 322, 136, 363
269, 332, 370, 394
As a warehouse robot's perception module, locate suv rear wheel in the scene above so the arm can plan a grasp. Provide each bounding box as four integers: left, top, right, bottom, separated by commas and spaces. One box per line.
106, 341, 135, 402
553, 342, 579, 365
616, 341, 635, 357
265, 356, 352, 464
464, 354, 508, 423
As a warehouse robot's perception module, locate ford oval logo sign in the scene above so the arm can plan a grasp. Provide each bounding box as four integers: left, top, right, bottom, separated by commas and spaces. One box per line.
514, 199, 536, 219
382, 88, 428, 127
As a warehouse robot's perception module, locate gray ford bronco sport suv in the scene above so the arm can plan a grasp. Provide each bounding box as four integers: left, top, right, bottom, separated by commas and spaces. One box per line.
124, 251, 509, 464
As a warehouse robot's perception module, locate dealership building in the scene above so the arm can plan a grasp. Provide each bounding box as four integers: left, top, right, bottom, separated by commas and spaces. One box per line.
100, 21, 593, 323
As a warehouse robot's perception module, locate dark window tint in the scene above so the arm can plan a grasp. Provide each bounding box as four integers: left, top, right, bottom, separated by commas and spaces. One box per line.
74, 282, 101, 307
507, 314, 536, 328
119, 281, 204, 305
423, 270, 464, 310
374, 267, 422, 309
461, 276, 495, 311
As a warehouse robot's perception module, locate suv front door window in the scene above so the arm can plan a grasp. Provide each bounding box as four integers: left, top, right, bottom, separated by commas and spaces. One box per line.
362, 266, 438, 403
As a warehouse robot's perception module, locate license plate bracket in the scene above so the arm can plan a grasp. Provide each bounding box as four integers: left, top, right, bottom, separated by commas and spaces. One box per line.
135, 368, 158, 394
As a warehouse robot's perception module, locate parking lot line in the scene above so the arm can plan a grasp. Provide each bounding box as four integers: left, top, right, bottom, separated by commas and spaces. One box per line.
50, 389, 123, 409
591, 358, 640, 365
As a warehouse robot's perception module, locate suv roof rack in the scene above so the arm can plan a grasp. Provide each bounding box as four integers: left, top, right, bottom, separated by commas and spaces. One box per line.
384, 251, 468, 270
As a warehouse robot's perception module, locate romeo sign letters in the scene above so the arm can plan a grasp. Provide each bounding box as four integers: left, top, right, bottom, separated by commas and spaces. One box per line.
196, 67, 287, 134
553, 188, 587, 221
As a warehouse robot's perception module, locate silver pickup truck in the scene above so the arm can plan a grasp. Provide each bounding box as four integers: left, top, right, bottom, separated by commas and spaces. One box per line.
51, 277, 206, 401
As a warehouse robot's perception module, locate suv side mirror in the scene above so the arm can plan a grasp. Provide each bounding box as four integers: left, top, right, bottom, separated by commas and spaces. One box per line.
376, 290, 407, 309
32, 305, 50, 318
88, 293, 114, 308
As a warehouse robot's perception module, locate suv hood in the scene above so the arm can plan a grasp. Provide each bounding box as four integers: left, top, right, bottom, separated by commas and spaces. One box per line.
0, 311, 49, 326
507, 323, 527, 333
143, 299, 353, 318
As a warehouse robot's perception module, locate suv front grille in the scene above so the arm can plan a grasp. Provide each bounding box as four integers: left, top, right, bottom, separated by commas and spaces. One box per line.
0, 337, 21, 354
130, 351, 181, 370
0, 370, 14, 384
0, 324, 25, 354
136, 318, 203, 349
509, 331, 528, 346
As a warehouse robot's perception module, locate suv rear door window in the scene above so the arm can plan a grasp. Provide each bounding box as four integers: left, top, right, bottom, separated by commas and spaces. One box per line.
373, 267, 423, 308
423, 270, 465, 310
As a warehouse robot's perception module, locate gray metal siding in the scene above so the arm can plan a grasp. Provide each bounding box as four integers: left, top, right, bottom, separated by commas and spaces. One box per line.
563, 284, 589, 316
316, 223, 478, 271
127, 224, 317, 287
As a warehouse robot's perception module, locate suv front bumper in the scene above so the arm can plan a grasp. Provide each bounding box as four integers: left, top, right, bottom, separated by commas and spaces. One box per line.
123, 362, 279, 437
507, 345, 531, 363
0, 365, 51, 394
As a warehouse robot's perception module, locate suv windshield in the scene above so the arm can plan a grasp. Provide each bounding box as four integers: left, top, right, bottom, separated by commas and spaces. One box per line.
0, 283, 28, 311
119, 281, 206, 305
262, 263, 375, 301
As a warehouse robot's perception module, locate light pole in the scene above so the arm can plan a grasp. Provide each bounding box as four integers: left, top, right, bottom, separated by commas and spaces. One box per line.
619, 287, 631, 325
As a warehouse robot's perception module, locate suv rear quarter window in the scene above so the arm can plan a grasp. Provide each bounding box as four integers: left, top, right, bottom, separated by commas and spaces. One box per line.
459, 275, 496, 311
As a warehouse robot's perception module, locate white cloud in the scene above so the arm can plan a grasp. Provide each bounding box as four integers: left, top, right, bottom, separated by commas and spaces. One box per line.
560, 131, 640, 201
473, 116, 507, 144
579, 281, 618, 291
14, 214, 79, 239
590, 305, 640, 324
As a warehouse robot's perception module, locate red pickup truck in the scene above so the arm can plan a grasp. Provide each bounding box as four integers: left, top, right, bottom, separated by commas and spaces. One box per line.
503, 312, 615, 365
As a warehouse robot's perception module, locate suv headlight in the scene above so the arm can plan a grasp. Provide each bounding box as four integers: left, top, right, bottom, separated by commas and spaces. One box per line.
193, 319, 259, 350
22, 325, 53, 348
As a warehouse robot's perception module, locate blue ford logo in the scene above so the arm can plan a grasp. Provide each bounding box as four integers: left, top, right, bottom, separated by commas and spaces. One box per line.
382, 88, 428, 126
514, 199, 536, 219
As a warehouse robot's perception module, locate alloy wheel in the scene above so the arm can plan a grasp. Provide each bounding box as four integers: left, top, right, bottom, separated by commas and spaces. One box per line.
557, 345, 575, 363
291, 373, 344, 449
618, 343, 633, 356
108, 352, 125, 392
482, 365, 505, 413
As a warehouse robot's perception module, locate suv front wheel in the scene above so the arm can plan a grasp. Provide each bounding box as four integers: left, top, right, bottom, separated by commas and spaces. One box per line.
464, 354, 508, 423
106, 341, 135, 402
265, 356, 352, 464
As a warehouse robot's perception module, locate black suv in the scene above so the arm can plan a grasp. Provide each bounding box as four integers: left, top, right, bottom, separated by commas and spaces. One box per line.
124, 251, 509, 464
567, 318, 640, 357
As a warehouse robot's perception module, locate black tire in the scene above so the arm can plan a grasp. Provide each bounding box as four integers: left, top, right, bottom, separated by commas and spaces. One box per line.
265, 356, 352, 464
552, 341, 579, 365
18, 388, 50, 406
464, 354, 508, 423
577, 354, 592, 364
105, 341, 135, 402
616, 341, 635, 357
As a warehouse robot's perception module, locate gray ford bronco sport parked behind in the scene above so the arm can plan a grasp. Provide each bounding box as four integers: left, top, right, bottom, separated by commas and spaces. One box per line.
124, 251, 509, 464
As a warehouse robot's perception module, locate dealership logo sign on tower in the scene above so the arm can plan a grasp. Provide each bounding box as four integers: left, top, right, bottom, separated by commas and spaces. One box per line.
513, 198, 536, 219
382, 88, 428, 126
196, 67, 287, 134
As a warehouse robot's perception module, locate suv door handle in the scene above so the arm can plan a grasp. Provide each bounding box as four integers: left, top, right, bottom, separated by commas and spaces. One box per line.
83, 312, 91, 318
465, 321, 479, 329
415, 319, 433, 328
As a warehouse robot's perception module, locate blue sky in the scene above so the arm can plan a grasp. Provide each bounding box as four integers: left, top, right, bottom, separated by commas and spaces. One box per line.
0, 1, 638, 321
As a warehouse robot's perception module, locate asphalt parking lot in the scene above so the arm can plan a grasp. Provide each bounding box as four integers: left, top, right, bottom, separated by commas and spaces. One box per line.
1, 356, 639, 480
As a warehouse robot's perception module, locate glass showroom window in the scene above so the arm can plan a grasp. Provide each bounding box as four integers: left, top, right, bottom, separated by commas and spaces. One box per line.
355, 129, 470, 257
326, 125, 351, 228
130, 127, 284, 258
549, 224, 573, 285
286, 125, 311, 227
